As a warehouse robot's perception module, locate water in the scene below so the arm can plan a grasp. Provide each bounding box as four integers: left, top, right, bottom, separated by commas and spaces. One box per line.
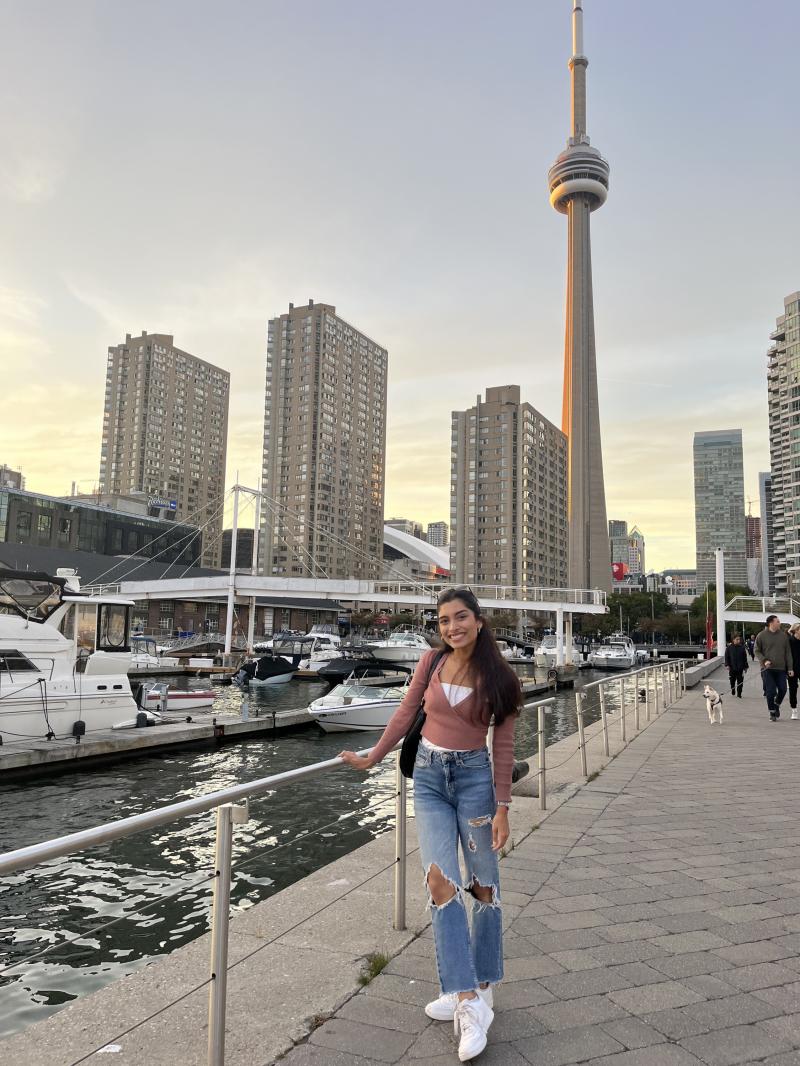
0, 666, 625, 1039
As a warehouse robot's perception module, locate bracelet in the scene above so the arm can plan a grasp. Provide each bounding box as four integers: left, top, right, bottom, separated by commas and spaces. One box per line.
497, 801, 511, 808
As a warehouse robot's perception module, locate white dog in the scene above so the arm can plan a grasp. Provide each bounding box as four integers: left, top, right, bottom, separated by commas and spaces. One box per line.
703, 684, 724, 725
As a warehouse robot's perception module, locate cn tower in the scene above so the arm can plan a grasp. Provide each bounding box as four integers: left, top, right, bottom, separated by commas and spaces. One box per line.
548, 0, 611, 592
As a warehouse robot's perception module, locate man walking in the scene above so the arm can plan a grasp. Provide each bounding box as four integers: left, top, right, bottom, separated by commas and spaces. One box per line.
754, 615, 794, 721
724, 634, 748, 698
788, 624, 800, 720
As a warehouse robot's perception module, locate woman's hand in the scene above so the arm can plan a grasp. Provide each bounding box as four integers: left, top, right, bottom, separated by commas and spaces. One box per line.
491, 807, 510, 852
338, 750, 373, 771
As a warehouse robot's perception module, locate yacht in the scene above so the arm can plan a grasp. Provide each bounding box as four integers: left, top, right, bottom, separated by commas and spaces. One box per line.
233, 655, 296, 687
308, 678, 409, 732
367, 629, 432, 665
138, 680, 216, 711
590, 634, 637, 671
129, 635, 180, 674
0, 568, 143, 741
534, 634, 583, 668
272, 633, 342, 675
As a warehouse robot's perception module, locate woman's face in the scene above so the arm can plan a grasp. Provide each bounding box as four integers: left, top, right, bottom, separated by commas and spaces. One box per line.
437, 597, 481, 652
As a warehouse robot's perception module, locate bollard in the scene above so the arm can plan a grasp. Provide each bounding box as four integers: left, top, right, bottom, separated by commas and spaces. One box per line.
538, 703, 547, 811
599, 683, 610, 756
208, 800, 249, 1066
619, 677, 627, 744
393, 751, 407, 931
576, 691, 588, 779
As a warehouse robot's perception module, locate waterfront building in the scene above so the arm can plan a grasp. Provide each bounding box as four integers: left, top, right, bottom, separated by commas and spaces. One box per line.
427, 521, 449, 547
608, 521, 646, 576
383, 524, 450, 583
548, 0, 611, 591
693, 429, 747, 588
386, 517, 425, 540
260, 301, 387, 580
767, 293, 800, 596
450, 385, 567, 589
0, 487, 201, 566
760, 471, 774, 596
0, 464, 24, 490
221, 528, 256, 571
99, 331, 229, 568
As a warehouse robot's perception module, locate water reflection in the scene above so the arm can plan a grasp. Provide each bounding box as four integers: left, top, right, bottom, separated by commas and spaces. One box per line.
0, 668, 623, 1038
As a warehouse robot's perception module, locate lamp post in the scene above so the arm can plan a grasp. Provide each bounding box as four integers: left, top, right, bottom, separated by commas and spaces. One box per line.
678, 609, 691, 645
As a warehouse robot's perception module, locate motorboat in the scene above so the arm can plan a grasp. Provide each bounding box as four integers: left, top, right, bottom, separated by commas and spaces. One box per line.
316, 650, 395, 686
272, 634, 342, 675
233, 655, 296, 687
0, 567, 142, 741
495, 640, 515, 661
308, 678, 409, 732
534, 635, 583, 668
590, 634, 637, 671
129, 635, 180, 674
367, 629, 432, 665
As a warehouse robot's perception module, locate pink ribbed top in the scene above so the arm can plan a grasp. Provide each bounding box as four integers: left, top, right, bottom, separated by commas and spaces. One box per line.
368, 650, 518, 803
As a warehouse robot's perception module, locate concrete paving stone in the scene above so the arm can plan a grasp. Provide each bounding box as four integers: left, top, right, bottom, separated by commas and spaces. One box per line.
650, 931, 733, 954
598, 1017, 668, 1050
518, 900, 558, 917
654, 914, 728, 935
336, 994, 430, 1034
538, 967, 639, 1000
408, 1043, 531, 1065
759, 1014, 800, 1049
718, 917, 800, 944
584, 1046, 707, 1066
681, 974, 739, 1000
723, 961, 799, 991
778, 956, 800, 976
681, 991, 782, 1030
531, 928, 607, 953
277, 1045, 384, 1066
596, 921, 670, 943
511, 916, 554, 937
712, 940, 794, 966
545, 893, 614, 913
550, 948, 608, 972
660, 896, 724, 916
360, 973, 439, 1007
601, 888, 673, 907
308, 1017, 415, 1062
538, 910, 609, 931
496, 978, 558, 1010
588, 942, 669, 967
753, 981, 800, 1014
709, 888, 776, 907
514, 1023, 625, 1065
504, 936, 547, 959
502, 953, 569, 981
608, 980, 705, 1015
759, 1054, 800, 1066
599, 904, 670, 924
490, 1007, 550, 1042
680, 1023, 794, 1066
709, 902, 782, 924
405, 1021, 456, 1059
383, 952, 439, 983
640, 1009, 711, 1040
530, 994, 629, 1032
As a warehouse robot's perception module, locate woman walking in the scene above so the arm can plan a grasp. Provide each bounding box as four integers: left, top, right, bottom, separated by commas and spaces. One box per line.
340, 588, 521, 1062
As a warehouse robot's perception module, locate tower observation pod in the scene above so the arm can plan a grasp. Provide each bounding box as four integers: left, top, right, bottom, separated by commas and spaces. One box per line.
548, 0, 611, 592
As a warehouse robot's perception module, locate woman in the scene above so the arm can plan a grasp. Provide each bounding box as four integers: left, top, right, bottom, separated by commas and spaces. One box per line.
724, 633, 748, 698
340, 588, 521, 1062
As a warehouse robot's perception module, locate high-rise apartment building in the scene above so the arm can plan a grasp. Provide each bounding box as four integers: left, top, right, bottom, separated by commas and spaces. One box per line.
427, 521, 449, 547
450, 385, 567, 589
693, 429, 747, 588
746, 515, 762, 560
386, 518, 425, 540
608, 520, 646, 575
260, 301, 387, 579
767, 292, 800, 595
99, 332, 229, 568
759, 471, 774, 595
0, 465, 24, 490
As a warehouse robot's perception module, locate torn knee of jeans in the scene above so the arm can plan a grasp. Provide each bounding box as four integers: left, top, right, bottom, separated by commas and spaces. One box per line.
466, 875, 500, 912
467, 814, 492, 828
424, 863, 464, 911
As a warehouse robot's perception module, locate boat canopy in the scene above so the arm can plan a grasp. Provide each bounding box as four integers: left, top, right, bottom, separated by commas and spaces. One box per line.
0, 570, 67, 623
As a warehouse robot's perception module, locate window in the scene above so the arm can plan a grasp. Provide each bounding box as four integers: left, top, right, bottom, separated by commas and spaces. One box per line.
37, 514, 52, 538
15, 511, 31, 539
0, 649, 37, 673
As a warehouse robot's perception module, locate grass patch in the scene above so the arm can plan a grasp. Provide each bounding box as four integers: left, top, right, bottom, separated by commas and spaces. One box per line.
358, 951, 391, 986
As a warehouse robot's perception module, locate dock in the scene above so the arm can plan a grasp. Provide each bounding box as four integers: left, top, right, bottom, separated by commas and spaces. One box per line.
6, 663, 800, 1064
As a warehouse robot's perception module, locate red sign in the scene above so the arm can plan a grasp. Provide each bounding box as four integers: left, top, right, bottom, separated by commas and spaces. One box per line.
612, 562, 628, 581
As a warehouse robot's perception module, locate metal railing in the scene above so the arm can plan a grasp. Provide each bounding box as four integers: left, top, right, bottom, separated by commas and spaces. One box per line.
535, 658, 687, 810
0, 661, 687, 1063
371, 580, 607, 607
726, 594, 800, 617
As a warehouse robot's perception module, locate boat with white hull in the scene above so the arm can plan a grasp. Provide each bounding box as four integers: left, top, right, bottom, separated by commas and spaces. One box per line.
590, 634, 637, 671
308, 679, 408, 732
366, 630, 432, 665
140, 682, 216, 711
534, 634, 583, 668
128, 635, 180, 675
0, 569, 142, 742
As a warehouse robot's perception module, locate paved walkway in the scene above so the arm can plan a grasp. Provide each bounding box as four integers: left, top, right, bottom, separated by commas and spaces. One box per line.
281, 668, 800, 1066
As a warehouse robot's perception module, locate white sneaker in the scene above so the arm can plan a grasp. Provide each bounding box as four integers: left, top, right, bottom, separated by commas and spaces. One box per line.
454, 993, 494, 1062
425, 986, 493, 1021
792, 710, 799, 720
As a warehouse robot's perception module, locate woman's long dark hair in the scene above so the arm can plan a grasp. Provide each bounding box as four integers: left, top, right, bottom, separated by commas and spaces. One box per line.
436, 587, 522, 727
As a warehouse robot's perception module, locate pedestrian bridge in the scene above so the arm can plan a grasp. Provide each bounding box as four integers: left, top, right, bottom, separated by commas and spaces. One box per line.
725, 594, 800, 626
88, 575, 608, 618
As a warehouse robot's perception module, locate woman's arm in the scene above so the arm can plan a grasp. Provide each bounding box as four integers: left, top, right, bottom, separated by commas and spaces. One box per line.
339, 650, 440, 769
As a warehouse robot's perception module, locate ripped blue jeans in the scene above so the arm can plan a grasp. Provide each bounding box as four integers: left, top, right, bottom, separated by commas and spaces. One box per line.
413, 745, 503, 994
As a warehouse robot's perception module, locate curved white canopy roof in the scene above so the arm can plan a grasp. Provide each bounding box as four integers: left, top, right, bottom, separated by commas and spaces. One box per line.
383, 525, 449, 570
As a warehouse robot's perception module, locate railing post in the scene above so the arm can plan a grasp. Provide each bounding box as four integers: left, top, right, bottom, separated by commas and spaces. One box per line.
538, 703, 547, 811
634, 673, 640, 732
644, 667, 651, 722
208, 801, 249, 1066
393, 751, 407, 931
599, 681, 610, 756
575, 691, 588, 779
619, 677, 627, 744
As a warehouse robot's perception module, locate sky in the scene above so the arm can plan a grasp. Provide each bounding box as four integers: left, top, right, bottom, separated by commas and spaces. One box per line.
1, 0, 798, 573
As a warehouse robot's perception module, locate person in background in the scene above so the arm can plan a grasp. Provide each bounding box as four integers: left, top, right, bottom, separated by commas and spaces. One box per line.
754, 615, 794, 722
746, 635, 755, 661
724, 633, 748, 698
788, 624, 800, 720
339, 588, 521, 1062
